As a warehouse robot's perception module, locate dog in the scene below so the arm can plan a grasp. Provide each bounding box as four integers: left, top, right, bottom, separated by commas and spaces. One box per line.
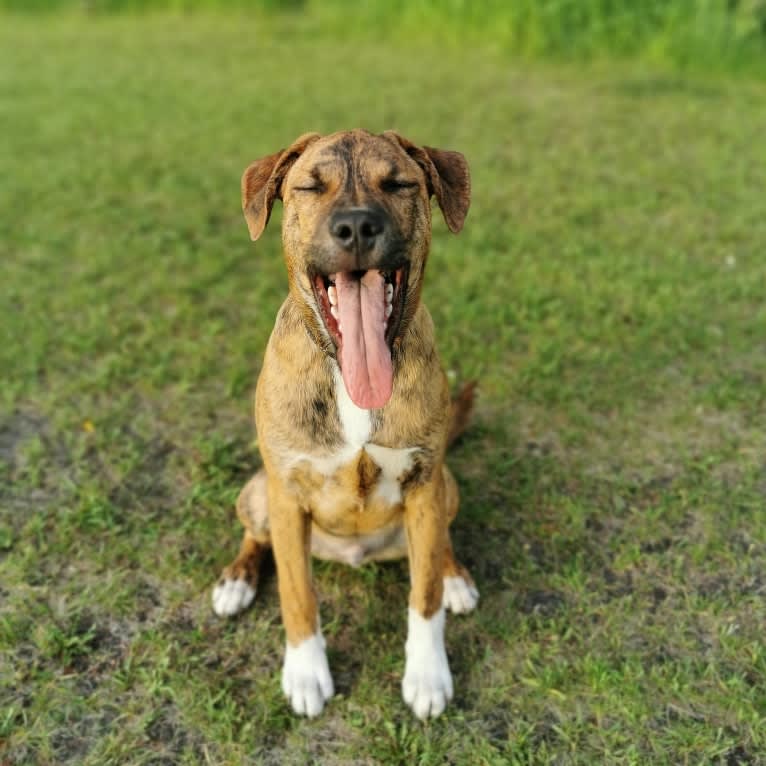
211, 129, 478, 720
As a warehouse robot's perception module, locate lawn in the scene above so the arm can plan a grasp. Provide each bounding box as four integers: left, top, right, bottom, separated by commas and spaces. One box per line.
2, 11, 766, 766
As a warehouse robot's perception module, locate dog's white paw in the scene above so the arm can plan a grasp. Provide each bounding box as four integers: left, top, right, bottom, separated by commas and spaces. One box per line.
282, 633, 334, 717
402, 607, 453, 719
212, 577, 255, 617
442, 575, 479, 614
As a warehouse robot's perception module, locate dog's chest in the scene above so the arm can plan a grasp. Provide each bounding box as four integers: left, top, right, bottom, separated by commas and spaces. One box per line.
284, 368, 419, 528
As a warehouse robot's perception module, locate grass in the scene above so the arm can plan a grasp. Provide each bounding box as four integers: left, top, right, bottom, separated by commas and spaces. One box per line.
2, 12, 766, 766
2, 1, 766, 77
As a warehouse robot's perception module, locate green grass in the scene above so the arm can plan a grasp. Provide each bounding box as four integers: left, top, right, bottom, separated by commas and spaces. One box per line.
2, 1, 766, 77
2, 13, 766, 766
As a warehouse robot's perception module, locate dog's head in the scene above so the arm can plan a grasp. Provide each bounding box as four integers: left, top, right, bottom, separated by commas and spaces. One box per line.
241, 129, 470, 409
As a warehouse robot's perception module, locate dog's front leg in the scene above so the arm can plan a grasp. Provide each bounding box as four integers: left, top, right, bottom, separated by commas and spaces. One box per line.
268, 476, 334, 717
401, 475, 452, 719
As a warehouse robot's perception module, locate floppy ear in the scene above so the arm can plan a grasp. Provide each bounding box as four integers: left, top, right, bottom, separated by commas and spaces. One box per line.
382, 131, 471, 233
241, 132, 321, 241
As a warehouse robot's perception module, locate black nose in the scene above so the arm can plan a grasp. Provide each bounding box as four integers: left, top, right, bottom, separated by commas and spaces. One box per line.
329, 208, 385, 252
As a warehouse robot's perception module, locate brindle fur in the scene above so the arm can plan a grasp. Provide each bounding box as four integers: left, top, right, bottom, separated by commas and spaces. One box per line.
219, 129, 474, 656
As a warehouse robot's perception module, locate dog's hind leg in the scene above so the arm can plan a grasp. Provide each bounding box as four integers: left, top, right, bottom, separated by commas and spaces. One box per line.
442, 538, 479, 615
212, 470, 271, 617
441, 464, 479, 615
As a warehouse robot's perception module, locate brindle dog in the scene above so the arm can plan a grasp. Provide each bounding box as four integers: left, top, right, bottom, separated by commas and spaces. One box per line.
212, 130, 478, 720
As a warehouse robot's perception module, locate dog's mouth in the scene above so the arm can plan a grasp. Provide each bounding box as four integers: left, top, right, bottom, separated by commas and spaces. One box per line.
312, 267, 407, 410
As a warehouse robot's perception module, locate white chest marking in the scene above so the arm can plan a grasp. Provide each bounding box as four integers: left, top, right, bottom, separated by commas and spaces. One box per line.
365, 443, 418, 504
333, 365, 372, 447
283, 367, 366, 475
284, 365, 418, 501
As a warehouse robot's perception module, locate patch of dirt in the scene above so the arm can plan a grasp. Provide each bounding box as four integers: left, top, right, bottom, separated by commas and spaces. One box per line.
601, 567, 635, 601
0, 410, 46, 464
50, 727, 91, 764
259, 715, 360, 766
640, 538, 673, 555
517, 588, 566, 617
0, 411, 51, 533
529, 711, 565, 750
723, 744, 758, 766
105, 428, 177, 514
9, 607, 137, 692
696, 573, 766, 600
482, 708, 512, 747
49, 707, 120, 764
146, 703, 190, 752
0, 409, 74, 554
134, 577, 163, 623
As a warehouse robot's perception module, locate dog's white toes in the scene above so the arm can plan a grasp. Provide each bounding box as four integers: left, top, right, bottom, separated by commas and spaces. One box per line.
402, 607, 453, 720
402, 659, 453, 720
282, 634, 334, 718
442, 576, 479, 614
212, 577, 256, 617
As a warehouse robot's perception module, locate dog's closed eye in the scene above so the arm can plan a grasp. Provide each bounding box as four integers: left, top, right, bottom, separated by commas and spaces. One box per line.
294, 167, 328, 194
294, 183, 326, 193
380, 178, 418, 193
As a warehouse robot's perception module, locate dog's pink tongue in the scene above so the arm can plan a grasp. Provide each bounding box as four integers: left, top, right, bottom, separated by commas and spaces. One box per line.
336, 270, 393, 409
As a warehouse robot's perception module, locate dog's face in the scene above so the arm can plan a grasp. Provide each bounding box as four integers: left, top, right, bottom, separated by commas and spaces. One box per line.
241, 130, 470, 409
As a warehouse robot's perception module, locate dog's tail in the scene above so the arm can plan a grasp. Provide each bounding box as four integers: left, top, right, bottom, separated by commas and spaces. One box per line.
447, 381, 477, 448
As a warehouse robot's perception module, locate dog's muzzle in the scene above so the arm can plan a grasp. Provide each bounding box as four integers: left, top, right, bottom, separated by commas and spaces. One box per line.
308, 211, 410, 410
